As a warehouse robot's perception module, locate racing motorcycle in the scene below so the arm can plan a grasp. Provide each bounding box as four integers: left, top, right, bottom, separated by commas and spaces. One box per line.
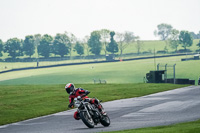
74, 96, 110, 128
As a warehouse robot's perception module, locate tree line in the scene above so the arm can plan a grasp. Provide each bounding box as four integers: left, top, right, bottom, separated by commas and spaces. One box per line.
0, 30, 138, 59
0, 25, 200, 59
154, 23, 200, 52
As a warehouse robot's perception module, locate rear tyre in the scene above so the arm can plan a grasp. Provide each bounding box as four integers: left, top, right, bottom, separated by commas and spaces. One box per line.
80, 111, 94, 128
100, 115, 110, 127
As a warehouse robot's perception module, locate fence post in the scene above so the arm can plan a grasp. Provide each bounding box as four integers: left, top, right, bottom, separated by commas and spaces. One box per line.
173, 64, 176, 84
165, 64, 168, 83
157, 63, 160, 70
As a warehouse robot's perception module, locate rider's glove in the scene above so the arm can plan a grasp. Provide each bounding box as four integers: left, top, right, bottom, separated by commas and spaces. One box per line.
68, 103, 74, 108
85, 90, 90, 95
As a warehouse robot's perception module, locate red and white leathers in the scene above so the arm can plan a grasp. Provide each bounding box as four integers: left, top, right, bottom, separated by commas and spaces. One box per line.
68, 88, 103, 120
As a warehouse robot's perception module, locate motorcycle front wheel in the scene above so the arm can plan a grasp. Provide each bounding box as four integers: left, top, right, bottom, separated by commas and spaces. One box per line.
100, 115, 110, 127
80, 111, 95, 128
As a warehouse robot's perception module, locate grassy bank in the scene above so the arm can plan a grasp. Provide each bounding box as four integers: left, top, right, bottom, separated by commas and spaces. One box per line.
104, 119, 200, 133
0, 56, 200, 85
0, 83, 188, 125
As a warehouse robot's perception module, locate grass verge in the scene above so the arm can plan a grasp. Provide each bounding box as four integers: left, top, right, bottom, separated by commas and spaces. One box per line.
104, 119, 200, 133
0, 83, 188, 125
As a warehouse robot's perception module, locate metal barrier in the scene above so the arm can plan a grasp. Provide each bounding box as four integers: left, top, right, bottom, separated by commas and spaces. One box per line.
93, 79, 107, 84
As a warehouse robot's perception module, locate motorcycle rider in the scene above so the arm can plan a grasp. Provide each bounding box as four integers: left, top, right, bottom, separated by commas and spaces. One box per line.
65, 83, 105, 120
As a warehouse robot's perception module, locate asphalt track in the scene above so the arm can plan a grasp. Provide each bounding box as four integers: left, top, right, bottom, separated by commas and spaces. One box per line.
1, 86, 200, 133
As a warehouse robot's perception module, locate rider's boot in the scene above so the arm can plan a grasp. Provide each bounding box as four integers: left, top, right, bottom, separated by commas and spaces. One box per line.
97, 104, 106, 115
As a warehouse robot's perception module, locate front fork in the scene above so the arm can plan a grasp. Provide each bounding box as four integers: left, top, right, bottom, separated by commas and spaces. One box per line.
83, 104, 93, 119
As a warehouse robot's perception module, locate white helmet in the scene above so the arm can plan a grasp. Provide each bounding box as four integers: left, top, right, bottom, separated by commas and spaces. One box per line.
65, 83, 75, 94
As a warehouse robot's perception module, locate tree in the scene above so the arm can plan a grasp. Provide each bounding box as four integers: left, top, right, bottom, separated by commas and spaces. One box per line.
198, 31, 200, 39
124, 31, 139, 53
115, 32, 125, 57
34, 34, 41, 46
65, 32, 77, 59
53, 33, 70, 57
197, 40, 200, 51
23, 35, 35, 57
88, 31, 102, 56
74, 42, 84, 56
190, 32, 198, 39
190, 31, 200, 39
37, 34, 53, 58
115, 31, 138, 57
135, 40, 143, 55
169, 29, 179, 52
179, 31, 193, 50
82, 35, 90, 56
34, 34, 41, 58
99, 29, 110, 55
106, 31, 118, 54
0, 39, 3, 57
4, 38, 22, 58
124, 31, 137, 44
155, 23, 173, 40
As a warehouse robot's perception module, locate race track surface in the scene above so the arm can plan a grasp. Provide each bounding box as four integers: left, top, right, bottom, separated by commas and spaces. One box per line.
1, 86, 200, 133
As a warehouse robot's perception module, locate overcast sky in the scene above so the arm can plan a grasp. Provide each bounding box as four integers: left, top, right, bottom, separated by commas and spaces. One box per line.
0, 0, 200, 41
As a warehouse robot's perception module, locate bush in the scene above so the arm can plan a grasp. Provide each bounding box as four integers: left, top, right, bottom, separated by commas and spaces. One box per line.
157, 50, 166, 54
142, 51, 151, 54
196, 49, 200, 52
177, 49, 192, 53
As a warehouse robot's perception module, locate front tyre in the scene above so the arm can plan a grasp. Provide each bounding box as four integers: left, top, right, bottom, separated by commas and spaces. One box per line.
80, 111, 94, 128
100, 115, 110, 127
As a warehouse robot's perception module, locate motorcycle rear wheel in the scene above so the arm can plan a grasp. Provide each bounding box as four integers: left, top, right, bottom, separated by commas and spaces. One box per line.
80, 111, 95, 128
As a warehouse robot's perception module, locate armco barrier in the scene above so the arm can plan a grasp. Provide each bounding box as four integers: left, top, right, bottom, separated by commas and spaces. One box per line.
0, 60, 118, 74
0, 53, 195, 74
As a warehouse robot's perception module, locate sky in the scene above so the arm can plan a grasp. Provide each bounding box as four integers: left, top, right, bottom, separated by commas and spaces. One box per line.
0, 0, 200, 42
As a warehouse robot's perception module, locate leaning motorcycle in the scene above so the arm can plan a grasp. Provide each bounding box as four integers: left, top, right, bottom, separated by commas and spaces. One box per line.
74, 96, 110, 128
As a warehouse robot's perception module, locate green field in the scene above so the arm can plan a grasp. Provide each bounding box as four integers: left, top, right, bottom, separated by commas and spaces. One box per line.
0, 55, 199, 85
105, 119, 200, 133
0, 39, 199, 72
0, 83, 188, 125
0, 58, 104, 72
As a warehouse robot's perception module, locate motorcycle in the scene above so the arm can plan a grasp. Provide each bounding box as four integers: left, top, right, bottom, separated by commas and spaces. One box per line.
74, 96, 110, 128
